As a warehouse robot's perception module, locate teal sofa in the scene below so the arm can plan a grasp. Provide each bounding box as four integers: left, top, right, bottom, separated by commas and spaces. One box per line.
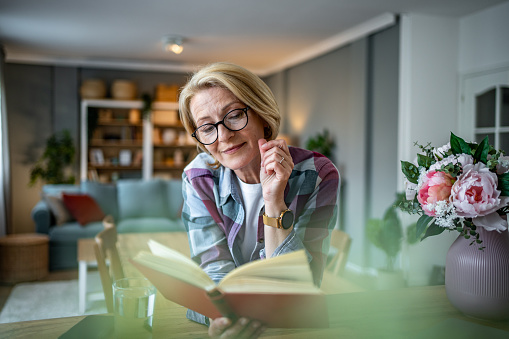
31, 178, 185, 270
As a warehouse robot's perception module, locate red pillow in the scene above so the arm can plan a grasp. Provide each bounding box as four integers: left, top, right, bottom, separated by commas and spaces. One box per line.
62, 193, 105, 226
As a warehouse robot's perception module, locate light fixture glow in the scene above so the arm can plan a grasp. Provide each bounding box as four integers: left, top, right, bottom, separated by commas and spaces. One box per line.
163, 36, 184, 55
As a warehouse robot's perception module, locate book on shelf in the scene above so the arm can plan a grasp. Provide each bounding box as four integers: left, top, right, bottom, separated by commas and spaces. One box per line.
130, 240, 329, 328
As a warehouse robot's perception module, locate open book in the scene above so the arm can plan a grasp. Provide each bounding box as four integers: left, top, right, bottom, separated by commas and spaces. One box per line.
130, 240, 329, 328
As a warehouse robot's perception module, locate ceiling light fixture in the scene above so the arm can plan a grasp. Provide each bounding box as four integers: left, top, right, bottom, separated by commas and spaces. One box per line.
163, 36, 184, 55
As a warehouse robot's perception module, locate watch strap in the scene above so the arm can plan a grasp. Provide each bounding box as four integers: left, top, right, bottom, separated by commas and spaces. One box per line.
263, 212, 281, 228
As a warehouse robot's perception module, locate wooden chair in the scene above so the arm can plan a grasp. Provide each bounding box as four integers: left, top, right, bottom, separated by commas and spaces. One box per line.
325, 229, 352, 277
94, 215, 124, 313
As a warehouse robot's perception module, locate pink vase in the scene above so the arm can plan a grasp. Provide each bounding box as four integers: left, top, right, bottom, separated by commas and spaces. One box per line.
445, 227, 509, 321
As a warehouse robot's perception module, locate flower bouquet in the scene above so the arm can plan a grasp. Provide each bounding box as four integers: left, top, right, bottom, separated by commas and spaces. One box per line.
399, 132, 509, 248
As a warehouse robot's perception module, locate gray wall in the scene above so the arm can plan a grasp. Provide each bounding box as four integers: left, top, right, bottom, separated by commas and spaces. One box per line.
5, 64, 53, 234
365, 25, 400, 268
264, 24, 400, 268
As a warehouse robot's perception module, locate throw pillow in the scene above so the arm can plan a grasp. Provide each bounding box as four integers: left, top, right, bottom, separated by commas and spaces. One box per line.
42, 193, 74, 225
62, 193, 106, 226
81, 181, 119, 221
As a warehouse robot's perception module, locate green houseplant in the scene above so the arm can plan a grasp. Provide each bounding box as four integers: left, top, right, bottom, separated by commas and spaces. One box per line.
305, 129, 335, 159
367, 193, 416, 289
367, 193, 405, 272
29, 130, 76, 186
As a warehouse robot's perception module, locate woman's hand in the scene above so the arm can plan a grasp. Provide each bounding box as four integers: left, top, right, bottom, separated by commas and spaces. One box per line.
258, 139, 294, 206
209, 317, 265, 338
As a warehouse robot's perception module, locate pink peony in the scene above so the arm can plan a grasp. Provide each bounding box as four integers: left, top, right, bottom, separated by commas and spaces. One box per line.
417, 171, 455, 216
450, 163, 508, 219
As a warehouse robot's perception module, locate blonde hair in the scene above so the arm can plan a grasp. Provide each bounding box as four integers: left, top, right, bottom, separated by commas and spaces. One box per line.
179, 62, 281, 167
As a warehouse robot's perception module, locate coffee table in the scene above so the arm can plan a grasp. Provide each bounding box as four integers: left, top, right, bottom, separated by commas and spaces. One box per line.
77, 232, 190, 313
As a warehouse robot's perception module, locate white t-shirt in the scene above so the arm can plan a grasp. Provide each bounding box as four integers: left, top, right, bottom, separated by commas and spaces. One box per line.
235, 176, 264, 262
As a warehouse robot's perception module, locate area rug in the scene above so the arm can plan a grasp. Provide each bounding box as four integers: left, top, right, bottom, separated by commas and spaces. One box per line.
0, 271, 107, 323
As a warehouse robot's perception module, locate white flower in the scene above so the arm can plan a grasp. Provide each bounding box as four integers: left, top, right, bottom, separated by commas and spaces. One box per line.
433, 143, 451, 160
497, 155, 509, 174
433, 200, 458, 229
429, 154, 474, 172
405, 179, 417, 200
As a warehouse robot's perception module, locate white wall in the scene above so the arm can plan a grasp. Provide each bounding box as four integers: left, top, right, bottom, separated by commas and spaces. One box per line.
398, 14, 460, 286
459, 1, 509, 74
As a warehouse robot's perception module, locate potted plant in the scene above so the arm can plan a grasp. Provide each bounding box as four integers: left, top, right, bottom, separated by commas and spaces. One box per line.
29, 130, 76, 186
399, 132, 509, 320
305, 129, 335, 160
367, 192, 415, 289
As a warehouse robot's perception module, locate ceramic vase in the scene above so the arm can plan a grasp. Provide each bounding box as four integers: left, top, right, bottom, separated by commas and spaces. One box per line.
445, 227, 509, 321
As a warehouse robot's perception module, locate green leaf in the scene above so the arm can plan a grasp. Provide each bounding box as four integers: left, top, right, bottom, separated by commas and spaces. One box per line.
401, 161, 419, 184
473, 135, 490, 164
422, 222, 446, 240
450, 132, 471, 155
417, 154, 434, 168
416, 214, 433, 239
498, 172, 509, 196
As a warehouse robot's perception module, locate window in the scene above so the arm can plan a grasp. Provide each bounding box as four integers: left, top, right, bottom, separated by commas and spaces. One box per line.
474, 86, 509, 150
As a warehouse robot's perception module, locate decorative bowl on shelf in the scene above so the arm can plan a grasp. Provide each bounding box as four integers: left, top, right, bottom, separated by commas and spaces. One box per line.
111, 80, 137, 100
80, 79, 106, 99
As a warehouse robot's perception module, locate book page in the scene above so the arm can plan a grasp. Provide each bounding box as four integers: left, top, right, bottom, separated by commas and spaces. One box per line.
220, 277, 321, 294
219, 250, 314, 289
131, 240, 215, 290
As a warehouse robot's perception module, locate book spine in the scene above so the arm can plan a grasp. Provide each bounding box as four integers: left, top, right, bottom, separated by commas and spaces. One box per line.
207, 289, 238, 322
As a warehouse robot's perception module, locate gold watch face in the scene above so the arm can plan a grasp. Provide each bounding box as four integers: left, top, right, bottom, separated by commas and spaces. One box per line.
280, 209, 294, 229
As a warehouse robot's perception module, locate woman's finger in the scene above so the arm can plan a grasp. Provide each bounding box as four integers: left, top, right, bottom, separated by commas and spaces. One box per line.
208, 317, 231, 337
261, 145, 289, 168
220, 317, 250, 338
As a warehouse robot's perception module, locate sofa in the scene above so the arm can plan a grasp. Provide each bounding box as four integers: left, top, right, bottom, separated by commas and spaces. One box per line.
31, 178, 185, 270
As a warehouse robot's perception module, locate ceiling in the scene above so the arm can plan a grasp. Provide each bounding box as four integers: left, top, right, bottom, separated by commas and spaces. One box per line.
0, 0, 506, 76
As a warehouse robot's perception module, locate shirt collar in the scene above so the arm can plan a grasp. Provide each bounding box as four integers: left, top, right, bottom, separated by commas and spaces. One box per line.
218, 167, 241, 206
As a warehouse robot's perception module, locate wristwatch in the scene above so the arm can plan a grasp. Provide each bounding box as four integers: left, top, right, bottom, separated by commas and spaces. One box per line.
263, 209, 294, 229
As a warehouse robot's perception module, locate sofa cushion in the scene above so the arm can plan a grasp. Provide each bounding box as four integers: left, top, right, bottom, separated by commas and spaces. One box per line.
42, 194, 74, 225
165, 179, 184, 220
81, 181, 119, 221
117, 179, 170, 220
41, 184, 82, 225
62, 193, 106, 226
48, 221, 104, 242
117, 218, 185, 233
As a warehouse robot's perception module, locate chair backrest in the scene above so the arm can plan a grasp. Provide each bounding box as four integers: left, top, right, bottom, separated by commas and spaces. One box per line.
94, 216, 124, 312
326, 229, 352, 276
94, 241, 114, 313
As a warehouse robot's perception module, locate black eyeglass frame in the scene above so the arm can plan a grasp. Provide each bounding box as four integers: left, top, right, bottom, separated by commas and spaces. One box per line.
191, 106, 250, 145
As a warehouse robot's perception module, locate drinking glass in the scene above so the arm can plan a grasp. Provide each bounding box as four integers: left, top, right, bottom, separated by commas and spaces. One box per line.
113, 277, 156, 339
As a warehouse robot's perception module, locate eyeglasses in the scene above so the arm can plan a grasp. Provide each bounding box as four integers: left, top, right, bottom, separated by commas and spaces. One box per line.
192, 106, 249, 145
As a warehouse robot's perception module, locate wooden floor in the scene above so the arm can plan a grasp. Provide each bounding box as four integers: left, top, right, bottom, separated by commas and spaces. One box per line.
0, 269, 79, 313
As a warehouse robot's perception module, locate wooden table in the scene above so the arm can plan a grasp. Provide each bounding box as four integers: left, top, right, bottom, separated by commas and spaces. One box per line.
2, 232, 508, 338
2, 285, 508, 338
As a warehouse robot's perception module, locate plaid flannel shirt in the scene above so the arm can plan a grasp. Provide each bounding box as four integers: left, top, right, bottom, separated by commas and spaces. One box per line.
182, 146, 340, 325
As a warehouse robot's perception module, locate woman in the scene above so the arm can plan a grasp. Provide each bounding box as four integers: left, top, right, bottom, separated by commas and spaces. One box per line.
179, 62, 340, 338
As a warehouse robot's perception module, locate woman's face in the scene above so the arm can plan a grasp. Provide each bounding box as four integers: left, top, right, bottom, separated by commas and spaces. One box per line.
190, 87, 266, 178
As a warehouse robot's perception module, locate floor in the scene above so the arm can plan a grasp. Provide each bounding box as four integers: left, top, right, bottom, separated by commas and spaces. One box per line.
0, 269, 79, 312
